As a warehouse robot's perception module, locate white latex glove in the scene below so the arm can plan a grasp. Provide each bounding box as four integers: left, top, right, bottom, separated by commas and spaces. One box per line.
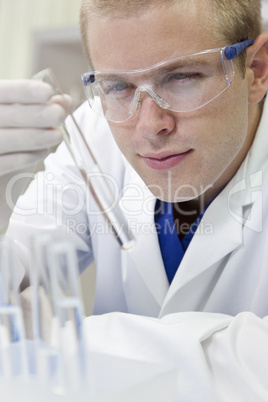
0, 79, 73, 231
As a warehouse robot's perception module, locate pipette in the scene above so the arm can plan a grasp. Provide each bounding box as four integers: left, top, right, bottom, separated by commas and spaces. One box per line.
33, 68, 135, 251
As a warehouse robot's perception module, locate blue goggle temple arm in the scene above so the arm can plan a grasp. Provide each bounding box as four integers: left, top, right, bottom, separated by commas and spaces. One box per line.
224, 39, 254, 60
82, 73, 95, 86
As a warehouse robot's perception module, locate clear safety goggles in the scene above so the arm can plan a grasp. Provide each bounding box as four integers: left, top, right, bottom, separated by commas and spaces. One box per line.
81, 40, 253, 123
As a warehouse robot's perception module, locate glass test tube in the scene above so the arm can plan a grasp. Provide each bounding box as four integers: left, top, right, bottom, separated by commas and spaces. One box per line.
30, 236, 88, 393
0, 237, 28, 378
30, 235, 60, 386
47, 240, 88, 392
33, 68, 135, 251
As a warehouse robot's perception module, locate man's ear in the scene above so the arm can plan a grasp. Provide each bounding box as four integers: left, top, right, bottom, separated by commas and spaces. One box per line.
246, 33, 268, 104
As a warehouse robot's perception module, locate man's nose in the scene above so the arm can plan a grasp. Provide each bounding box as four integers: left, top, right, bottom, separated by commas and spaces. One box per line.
135, 92, 176, 139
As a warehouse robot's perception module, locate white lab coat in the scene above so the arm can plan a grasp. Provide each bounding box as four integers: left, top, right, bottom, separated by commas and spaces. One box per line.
6, 99, 268, 401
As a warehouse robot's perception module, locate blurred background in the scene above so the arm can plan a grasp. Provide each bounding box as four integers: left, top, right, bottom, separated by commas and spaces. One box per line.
0, 0, 88, 108
0, 0, 268, 315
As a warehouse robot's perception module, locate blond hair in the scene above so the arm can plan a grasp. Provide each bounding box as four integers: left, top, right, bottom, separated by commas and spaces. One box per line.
80, 0, 262, 65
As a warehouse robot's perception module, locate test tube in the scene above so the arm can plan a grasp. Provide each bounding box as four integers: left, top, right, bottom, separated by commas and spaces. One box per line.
30, 234, 60, 386
30, 236, 88, 393
30, 234, 75, 396
0, 237, 28, 379
46, 240, 88, 392
33, 68, 135, 251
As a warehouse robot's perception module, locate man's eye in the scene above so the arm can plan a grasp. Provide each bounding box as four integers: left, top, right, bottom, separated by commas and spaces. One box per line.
113, 83, 130, 91
103, 82, 133, 95
169, 72, 201, 83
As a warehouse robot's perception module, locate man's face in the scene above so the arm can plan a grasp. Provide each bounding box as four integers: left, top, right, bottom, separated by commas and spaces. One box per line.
87, 2, 254, 202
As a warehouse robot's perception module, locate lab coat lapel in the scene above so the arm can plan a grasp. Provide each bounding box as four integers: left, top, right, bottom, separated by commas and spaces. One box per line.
119, 160, 169, 316
159, 180, 244, 316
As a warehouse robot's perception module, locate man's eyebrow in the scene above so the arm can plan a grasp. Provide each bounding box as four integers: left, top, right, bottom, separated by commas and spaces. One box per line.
96, 74, 131, 82
155, 58, 213, 73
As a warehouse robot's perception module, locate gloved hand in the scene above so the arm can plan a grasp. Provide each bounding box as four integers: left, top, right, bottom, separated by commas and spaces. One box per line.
0, 79, 73, 231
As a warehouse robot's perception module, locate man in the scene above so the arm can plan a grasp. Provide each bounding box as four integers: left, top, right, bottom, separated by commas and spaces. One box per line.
1, 0, 268, 399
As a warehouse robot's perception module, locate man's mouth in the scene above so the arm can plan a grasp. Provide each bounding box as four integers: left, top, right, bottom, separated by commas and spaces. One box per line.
141, 150, 192, 170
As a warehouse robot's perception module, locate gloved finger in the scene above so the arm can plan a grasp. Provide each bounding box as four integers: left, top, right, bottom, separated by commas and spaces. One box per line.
0, 102, 68, 128
0, 150, 50, 176
0, 128, 63, 154
50, 94, 74, 114
0, 80, 54, 103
